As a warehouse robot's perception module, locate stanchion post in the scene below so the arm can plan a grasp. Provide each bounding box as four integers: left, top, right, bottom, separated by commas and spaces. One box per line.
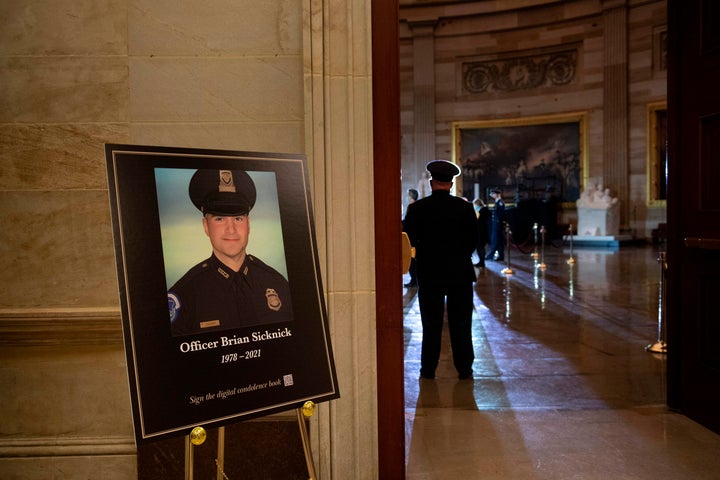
501, 223, 514, 275
646, 251, 668, 354
538, 225, 547, 270
567, 224, 575, 265
532, 222, 539, 259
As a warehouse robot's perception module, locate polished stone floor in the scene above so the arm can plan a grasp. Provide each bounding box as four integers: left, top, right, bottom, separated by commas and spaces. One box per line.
403, 244, 720, 479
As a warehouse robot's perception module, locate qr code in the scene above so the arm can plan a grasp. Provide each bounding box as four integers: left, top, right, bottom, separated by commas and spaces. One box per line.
283, 374, 294, 387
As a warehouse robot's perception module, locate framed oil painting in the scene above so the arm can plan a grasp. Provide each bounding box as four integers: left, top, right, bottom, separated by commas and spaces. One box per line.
647, 101, 667, 207
453, 112, 588, 206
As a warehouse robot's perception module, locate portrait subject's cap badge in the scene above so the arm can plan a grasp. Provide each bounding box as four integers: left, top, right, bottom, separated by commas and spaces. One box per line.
265, 288, 282, 311
188, 168, 256, 216
218, 170, 235, 192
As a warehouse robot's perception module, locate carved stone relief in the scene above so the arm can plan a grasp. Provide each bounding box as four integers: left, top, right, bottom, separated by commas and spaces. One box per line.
462, 49, 577, 95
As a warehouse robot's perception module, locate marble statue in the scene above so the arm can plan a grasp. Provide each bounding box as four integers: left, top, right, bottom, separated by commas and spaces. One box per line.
576, 183, 620, 236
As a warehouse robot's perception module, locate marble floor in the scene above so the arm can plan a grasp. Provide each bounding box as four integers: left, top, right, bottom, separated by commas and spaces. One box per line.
403, 243, 720, 479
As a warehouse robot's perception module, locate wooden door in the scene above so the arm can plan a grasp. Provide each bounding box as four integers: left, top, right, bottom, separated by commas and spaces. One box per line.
667, 0, 720, 434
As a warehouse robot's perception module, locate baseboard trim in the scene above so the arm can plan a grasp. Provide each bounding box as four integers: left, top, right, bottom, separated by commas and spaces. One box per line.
0, 435, 136, 457
0, 307, 123, 346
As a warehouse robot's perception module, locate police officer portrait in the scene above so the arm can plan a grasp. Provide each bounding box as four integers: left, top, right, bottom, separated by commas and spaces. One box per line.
156, 168, 294, 336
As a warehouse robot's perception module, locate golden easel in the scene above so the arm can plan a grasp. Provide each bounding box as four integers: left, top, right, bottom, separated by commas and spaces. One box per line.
184, 401, 317, 480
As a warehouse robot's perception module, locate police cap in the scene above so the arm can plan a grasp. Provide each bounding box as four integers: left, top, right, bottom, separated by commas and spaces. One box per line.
189, 169, 256, 216
426, 160, 460, 182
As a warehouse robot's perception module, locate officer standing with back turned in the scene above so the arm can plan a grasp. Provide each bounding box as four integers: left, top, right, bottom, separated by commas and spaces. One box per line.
168, 169, 293, 336
402, 160, 478, 380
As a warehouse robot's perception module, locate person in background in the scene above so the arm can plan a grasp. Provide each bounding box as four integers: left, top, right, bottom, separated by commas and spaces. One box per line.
403, 188, 419, 287
405, 188, 419, 214
473, 198, 490, 268
403, 160, 478, 380
485, 188, 506, 262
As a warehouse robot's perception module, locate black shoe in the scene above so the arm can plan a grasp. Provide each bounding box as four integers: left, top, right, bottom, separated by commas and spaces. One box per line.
404, 281, 417, 288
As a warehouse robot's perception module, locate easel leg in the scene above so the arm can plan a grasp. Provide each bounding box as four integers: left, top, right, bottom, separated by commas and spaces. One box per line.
216, 426, 226, 480
185, 435, 194, 480
184, 418, 313, 479
185, 426, 207, 480
297, 408, 317, 480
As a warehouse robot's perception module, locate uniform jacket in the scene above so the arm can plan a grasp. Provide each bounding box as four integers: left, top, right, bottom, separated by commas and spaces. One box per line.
168, 253, 293, 336
491, 199, 506, 226
403, 190, 478, 286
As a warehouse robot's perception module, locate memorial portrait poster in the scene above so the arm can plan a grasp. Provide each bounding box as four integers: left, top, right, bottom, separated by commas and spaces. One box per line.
105, 144, 339, 444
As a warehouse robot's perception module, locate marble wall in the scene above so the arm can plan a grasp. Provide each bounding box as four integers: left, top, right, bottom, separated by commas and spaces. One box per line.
0, 0, 377, 478
399, 0, 667, 237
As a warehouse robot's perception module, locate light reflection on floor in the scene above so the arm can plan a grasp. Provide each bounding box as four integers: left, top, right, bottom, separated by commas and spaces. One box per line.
404, 244, 720, 479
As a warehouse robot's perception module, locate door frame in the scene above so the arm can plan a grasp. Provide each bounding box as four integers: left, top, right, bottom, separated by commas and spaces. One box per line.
372, 0, 405, 478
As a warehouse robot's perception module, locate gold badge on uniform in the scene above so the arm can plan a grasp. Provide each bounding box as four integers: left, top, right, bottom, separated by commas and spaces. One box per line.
265, 288, 282, 311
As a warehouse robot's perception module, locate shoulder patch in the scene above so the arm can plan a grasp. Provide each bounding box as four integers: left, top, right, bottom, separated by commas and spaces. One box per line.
168, 292, 181, 322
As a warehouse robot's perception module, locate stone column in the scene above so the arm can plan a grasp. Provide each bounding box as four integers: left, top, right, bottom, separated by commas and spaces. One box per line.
602, 0, 629, 229
409, 20, 438, 194
304, 0, 378, 477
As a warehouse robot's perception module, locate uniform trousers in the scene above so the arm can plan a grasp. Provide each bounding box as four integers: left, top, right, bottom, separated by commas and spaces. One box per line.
487, 224, 505, 260
417, 282, 475, 377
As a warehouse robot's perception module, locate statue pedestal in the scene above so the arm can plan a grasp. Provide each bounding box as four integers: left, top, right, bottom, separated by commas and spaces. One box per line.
569, 234, 633, 249
577, 204, 619, 236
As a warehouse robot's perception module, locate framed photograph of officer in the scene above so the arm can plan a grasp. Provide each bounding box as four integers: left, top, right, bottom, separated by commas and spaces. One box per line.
158, 168, 293, 336
106, 144, 339, 444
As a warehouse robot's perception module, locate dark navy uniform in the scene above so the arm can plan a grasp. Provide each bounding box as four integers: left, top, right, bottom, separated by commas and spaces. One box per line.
403, 160, 478, 379
167, 168, 293, 336
169, 253, 293, 336
486, 189, 506, 261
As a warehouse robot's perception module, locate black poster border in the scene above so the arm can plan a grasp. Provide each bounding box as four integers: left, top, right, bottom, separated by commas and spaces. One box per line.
105, 144, 339, 444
